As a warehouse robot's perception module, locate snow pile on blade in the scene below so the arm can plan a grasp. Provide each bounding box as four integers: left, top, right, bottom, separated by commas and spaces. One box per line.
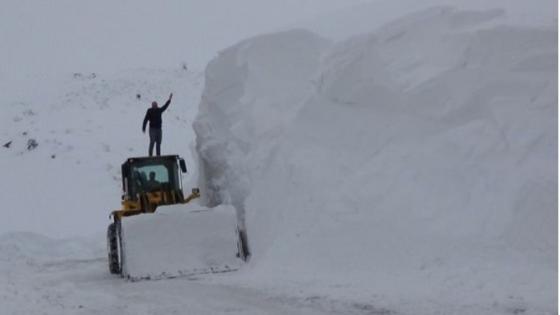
120, 204, 241, 280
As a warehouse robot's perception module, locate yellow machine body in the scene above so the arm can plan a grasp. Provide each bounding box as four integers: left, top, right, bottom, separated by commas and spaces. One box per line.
106, 154, 247, 277
112, 188, 200, 220
110, 154, 200, 220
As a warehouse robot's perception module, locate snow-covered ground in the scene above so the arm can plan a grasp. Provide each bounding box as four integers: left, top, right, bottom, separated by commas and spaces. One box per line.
0, 67, 203, 238
0, 232, 353, 315
0, 1, 557, 314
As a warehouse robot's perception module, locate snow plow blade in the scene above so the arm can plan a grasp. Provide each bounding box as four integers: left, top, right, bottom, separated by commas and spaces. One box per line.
119, 204, 242, 280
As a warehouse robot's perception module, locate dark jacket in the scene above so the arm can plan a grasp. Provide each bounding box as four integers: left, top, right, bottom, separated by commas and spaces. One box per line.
142, 100, 170, 131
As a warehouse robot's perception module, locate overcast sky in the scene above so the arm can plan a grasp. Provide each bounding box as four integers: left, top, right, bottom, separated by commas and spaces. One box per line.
0, 0, 555, 97
0, 1, 365, 77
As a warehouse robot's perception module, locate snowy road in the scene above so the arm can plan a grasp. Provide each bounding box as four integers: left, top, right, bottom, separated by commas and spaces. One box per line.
1, 253, 371, 315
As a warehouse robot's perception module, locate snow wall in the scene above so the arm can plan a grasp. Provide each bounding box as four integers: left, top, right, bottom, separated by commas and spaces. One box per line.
194, 7, 557, 311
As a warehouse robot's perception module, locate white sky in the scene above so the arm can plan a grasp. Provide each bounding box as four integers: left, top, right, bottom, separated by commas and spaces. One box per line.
0, 0, 554, 98
0, 0, 367, 79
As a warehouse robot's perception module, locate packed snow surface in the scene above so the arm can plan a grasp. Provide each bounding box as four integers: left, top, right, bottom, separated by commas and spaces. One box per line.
1, 232, 349, 315
195, 7, 557, 315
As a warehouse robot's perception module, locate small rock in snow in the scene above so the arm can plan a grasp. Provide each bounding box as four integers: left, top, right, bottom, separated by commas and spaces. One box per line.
26, 139, 38, 151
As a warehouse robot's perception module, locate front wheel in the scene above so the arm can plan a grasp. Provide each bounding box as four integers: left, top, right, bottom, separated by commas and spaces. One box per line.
107, 222, 121, 274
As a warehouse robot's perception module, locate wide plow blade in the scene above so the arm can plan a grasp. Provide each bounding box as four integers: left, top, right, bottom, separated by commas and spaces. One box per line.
119, 204, 242, 280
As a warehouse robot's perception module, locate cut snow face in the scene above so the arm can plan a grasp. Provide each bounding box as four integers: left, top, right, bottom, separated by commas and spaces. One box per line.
194, 29, 330, 209
194, 7, 557, 314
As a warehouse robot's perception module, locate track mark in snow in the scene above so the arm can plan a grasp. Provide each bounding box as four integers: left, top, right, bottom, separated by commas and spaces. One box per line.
265, 294, 397, 315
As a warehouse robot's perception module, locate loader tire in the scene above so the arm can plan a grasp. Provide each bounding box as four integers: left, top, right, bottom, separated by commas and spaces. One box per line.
107, 222, 121, 274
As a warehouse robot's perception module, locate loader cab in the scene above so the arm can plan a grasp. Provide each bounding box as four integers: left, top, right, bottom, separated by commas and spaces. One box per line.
121, 155, 186, 201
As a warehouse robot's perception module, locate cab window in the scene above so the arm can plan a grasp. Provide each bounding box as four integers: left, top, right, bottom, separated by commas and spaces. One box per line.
132, 164, 170, 192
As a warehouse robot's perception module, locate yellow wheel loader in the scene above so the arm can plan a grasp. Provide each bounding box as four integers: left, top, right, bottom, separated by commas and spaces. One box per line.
107, 155, 248, 279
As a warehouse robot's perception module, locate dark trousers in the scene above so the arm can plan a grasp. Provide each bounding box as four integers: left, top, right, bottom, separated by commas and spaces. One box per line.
149, 128, 162, 156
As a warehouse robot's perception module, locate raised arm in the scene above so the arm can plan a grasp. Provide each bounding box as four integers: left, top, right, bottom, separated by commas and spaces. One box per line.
161, 93, 173, 112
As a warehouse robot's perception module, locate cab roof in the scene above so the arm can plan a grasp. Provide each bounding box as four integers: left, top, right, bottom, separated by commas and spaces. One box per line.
124, 155, 180, 165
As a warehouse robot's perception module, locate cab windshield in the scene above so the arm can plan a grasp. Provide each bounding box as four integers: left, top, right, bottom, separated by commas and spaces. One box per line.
128, 160, 180, 195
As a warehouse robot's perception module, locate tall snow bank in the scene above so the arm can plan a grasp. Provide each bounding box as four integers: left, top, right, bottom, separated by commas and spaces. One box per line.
195, 7, 556, 313
194, 29, 329, 211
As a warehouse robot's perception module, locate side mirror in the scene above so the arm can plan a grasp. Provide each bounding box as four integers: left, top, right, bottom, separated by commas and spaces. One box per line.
179, 158, 187, 173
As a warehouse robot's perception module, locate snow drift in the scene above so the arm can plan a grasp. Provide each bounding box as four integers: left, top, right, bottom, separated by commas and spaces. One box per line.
194, 7, 557, 314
